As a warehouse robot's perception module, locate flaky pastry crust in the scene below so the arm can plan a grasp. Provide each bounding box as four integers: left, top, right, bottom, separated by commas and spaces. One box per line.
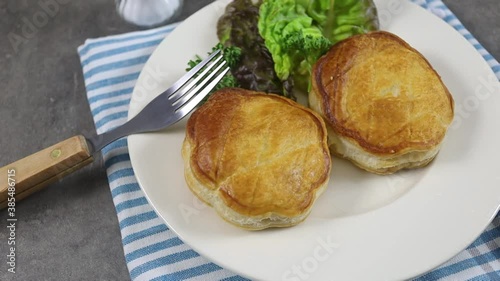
309, 31, 454, 174
182, 88, 331, 229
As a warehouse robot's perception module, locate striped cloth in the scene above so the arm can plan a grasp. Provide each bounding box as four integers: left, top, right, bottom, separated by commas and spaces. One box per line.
77, 1, 500, 280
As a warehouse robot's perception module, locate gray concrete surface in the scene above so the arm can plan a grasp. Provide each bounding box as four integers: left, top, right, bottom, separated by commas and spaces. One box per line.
0, 0, 498, 280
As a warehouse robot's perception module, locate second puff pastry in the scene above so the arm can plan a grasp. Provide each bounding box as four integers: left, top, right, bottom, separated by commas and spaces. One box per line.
309, 31, 454, 174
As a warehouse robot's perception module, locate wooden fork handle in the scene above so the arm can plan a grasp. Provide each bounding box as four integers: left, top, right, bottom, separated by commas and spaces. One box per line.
0, 135, 93, 209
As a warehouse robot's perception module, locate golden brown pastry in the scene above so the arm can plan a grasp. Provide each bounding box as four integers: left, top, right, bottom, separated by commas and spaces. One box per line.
182, 88, 331, 230
309, 31, 454, 175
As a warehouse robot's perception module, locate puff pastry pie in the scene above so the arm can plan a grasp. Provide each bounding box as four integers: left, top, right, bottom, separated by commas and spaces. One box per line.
182, 88, 331, 230
309, 31, 454, 174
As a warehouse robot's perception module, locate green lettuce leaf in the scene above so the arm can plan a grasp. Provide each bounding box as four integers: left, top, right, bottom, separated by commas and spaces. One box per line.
258, 0, 379, 92
217, 0, 295, 99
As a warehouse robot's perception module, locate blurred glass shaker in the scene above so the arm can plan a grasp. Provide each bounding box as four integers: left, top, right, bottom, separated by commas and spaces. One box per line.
116, 0, 183, 27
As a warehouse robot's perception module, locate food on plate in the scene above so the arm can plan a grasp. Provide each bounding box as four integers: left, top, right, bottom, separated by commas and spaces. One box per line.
188, 0, 379, 101
258, 0, 379, 92
217, 0, 295, 99
186, 43, 242, 101
309, 31, 454, 174
182, 88, 331, 230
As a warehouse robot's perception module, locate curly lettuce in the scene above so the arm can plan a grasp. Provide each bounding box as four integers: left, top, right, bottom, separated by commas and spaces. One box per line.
217, 0, 295, 99
258, 0, 379, 92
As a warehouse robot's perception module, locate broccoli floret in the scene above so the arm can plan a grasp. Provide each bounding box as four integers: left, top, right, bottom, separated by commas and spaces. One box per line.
279, 30, 332, 91
283, 31, 331, 64
258, 0, 379, 92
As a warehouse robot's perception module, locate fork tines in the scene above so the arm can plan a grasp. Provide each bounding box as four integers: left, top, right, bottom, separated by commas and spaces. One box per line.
169, 50, 230, 114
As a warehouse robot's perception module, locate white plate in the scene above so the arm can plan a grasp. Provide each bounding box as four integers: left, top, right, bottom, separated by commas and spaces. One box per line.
128, 1, 500, 280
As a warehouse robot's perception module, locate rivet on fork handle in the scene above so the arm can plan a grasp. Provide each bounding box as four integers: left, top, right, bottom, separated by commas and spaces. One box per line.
0, 135, 93, 209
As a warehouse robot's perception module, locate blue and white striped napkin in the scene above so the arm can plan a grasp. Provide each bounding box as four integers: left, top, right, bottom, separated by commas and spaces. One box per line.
77, 1, 500, 280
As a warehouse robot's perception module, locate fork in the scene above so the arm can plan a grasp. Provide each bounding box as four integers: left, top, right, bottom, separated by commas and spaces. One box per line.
0, 50, 229, 209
